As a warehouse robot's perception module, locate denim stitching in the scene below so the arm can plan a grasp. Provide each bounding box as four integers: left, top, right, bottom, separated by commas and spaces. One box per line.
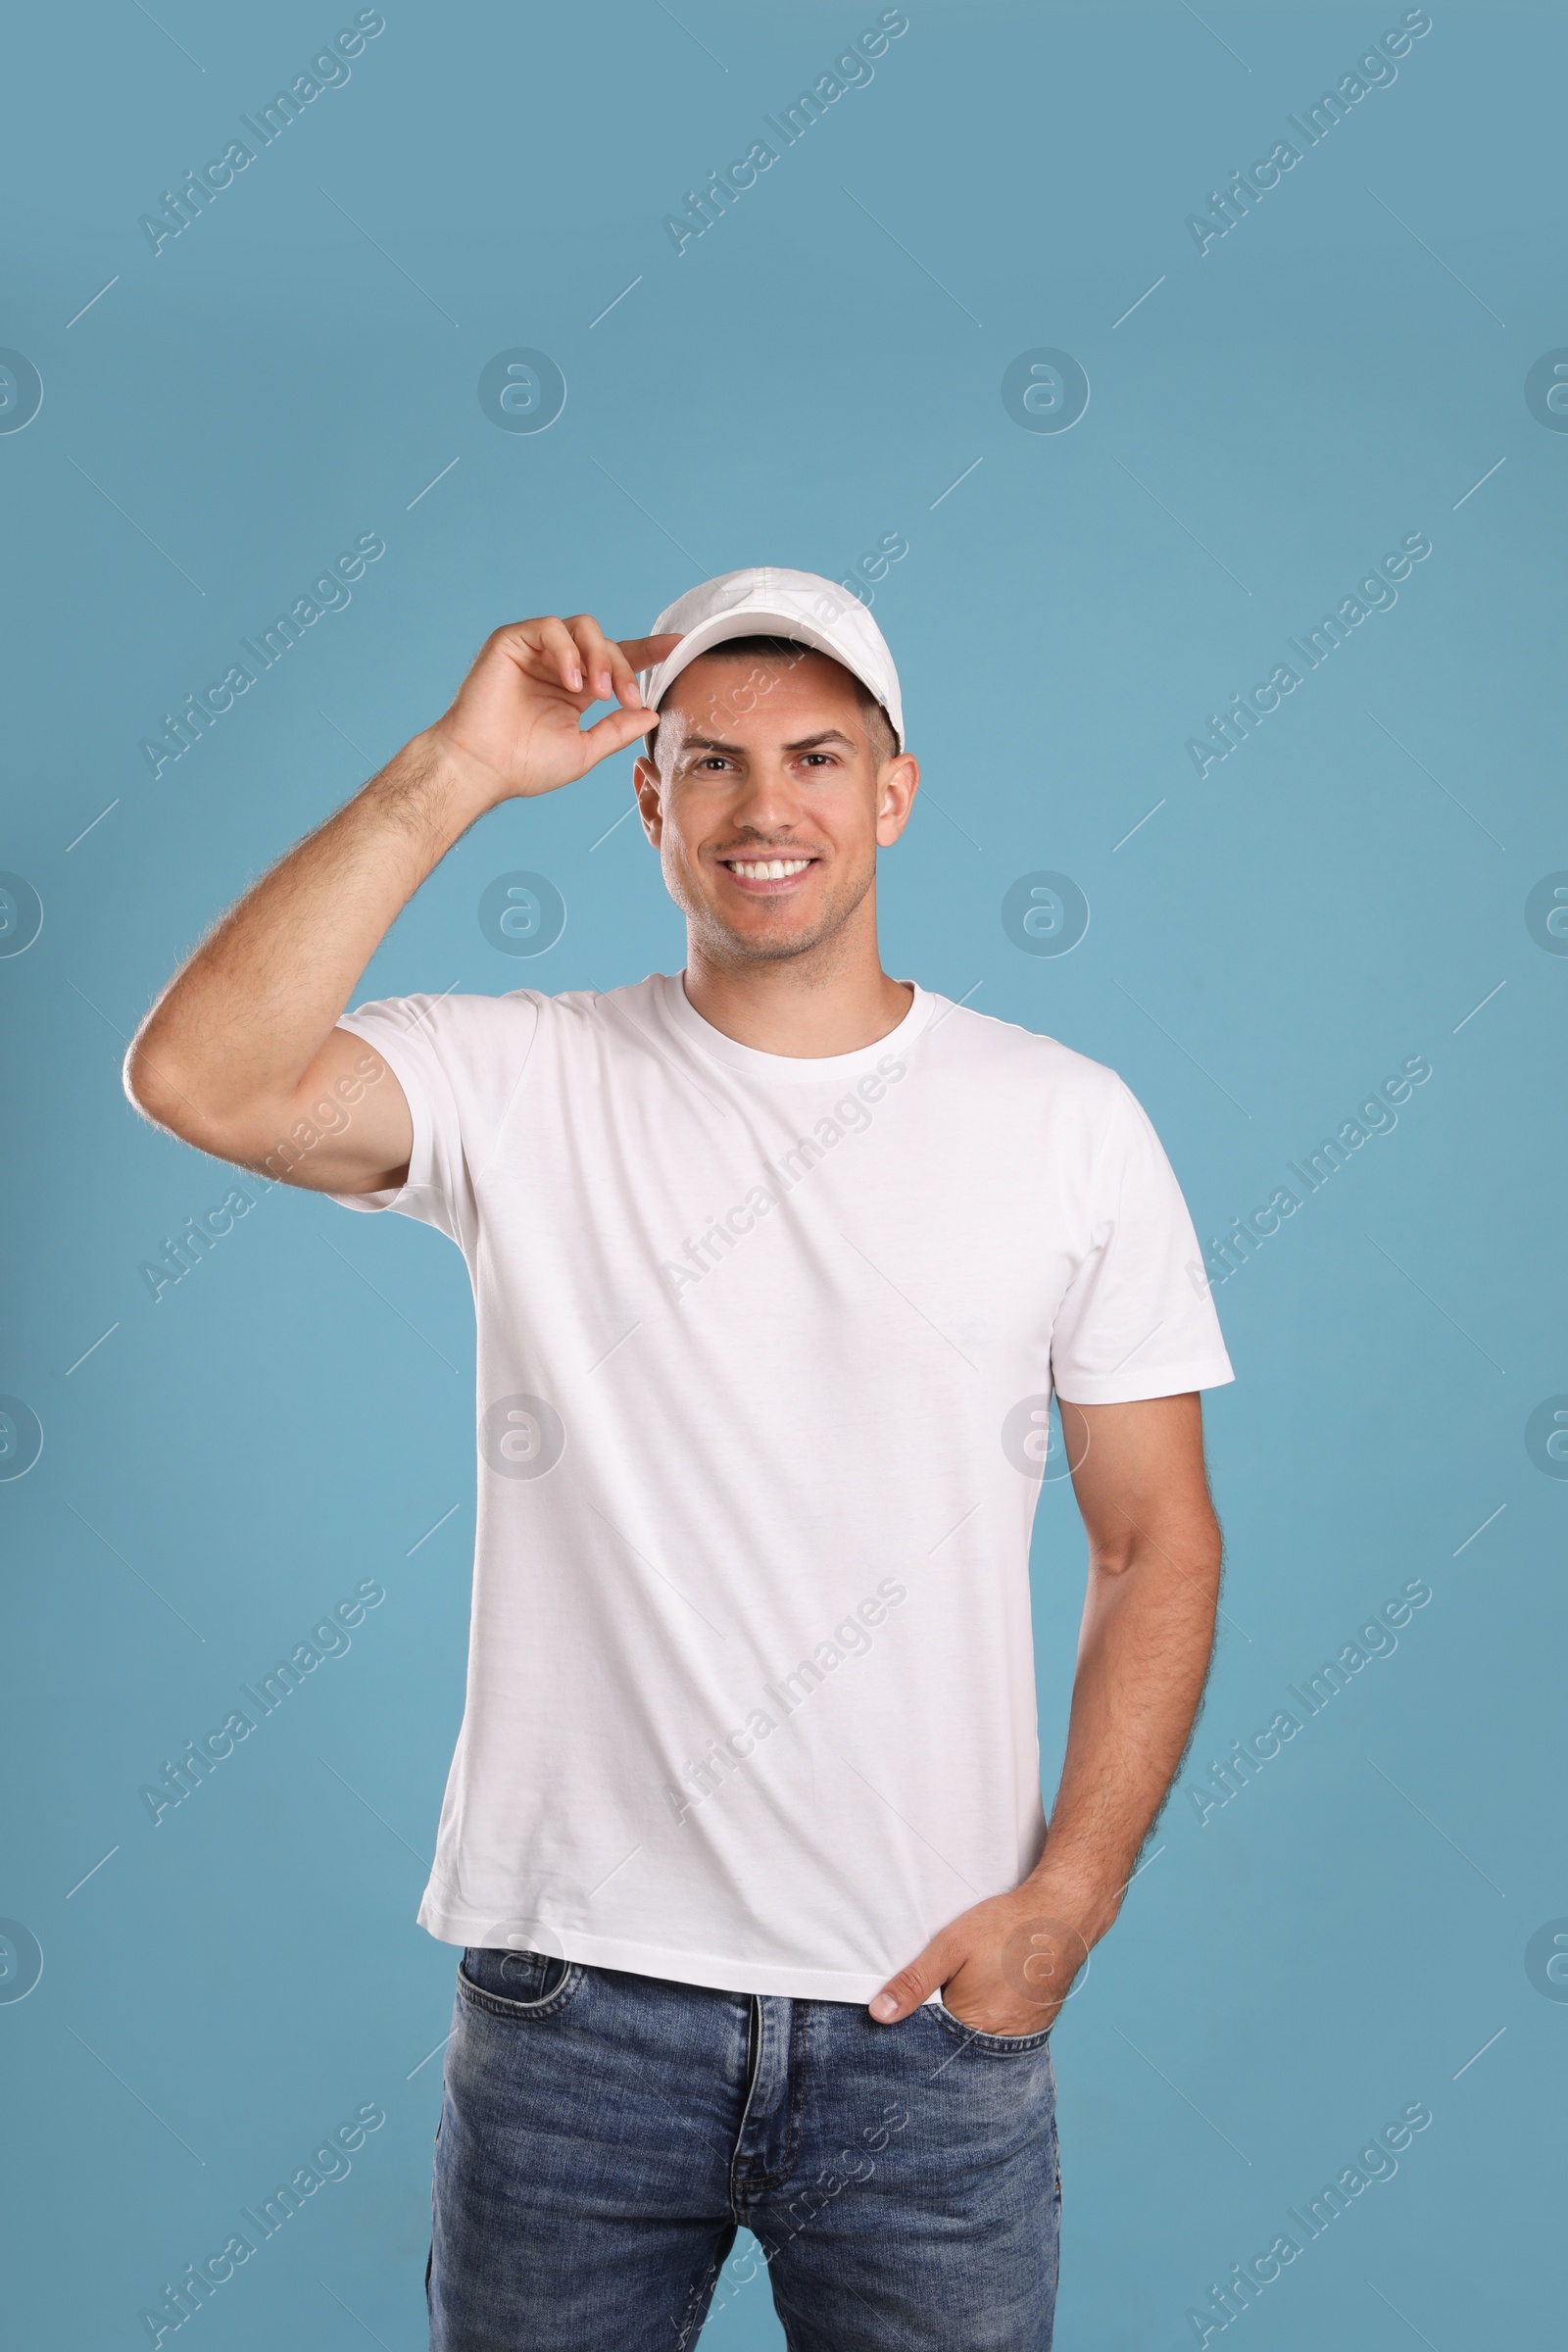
927, 1998, 1054, 2055
455, 1955, 586, 2023
728, 1995, 766, 2210
731, 1999, 807, 2197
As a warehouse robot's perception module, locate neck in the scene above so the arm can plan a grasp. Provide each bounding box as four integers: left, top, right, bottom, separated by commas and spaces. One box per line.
682, 896, 912, 1057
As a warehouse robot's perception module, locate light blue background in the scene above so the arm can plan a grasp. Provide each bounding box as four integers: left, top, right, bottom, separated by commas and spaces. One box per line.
2, 2, 1562, 2344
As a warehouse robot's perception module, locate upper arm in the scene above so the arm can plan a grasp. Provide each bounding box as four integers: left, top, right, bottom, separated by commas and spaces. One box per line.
1058, 1393, 1219, 1571
248, 1025, 414, 1194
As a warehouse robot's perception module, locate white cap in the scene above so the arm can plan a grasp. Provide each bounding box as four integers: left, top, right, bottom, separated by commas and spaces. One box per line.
637, 565, 905, 753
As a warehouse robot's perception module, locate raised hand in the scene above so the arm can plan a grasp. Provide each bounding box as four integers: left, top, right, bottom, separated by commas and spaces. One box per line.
428, 615, 682, 807
124, 609, 682, 1185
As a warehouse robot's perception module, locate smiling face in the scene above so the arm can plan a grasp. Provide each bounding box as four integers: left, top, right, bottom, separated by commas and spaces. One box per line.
633, 643, 918, 967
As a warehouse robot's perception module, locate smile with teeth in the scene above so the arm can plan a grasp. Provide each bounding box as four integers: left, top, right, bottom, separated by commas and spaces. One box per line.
723, 857, 814, 880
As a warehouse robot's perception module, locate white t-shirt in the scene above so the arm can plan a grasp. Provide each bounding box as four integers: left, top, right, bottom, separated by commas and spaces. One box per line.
330, 974, 1233, 2003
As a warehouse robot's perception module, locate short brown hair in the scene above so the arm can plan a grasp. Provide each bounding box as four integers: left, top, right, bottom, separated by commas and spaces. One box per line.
641, 633, 898, 773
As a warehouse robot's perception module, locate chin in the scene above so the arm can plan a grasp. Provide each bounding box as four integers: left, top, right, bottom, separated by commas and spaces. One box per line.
670, 858, 872, 964
706, 912, 829, 963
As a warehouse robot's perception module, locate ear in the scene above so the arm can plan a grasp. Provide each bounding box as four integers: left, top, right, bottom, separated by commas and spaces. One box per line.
875, 754, 919, 847
633, 754, 663, 847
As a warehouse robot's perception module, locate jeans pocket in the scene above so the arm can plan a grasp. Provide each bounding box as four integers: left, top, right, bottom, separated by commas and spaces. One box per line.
931, 1991, 1054, 2054
457, 1945, 585, 2021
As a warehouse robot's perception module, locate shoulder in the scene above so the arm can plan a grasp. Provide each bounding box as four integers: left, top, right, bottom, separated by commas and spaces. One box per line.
340, 986, 540, 1058
524, 973, 672, 1053
914, 1001, 1159, 1190
537, 975, 670, 1025
340, 974, 676, 1074
343, 979, 657, 1042
919, 999, 1135, 1114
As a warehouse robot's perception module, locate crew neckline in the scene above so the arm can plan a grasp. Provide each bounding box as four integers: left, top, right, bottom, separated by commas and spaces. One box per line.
656, 970, 938, 1082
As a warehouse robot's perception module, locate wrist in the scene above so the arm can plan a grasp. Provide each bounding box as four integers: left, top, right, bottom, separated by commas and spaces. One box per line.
1016, 1853, 1126, 1947
408, 725, 509, 823
360, 728, 502, 854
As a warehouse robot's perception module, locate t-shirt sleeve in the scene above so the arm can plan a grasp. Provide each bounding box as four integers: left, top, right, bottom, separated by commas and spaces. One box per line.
1050, 1080, 1235, 1404
324, 992, 538, 1249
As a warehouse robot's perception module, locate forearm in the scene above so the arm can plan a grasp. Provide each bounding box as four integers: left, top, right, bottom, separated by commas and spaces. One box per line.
126, 730, 491, 1148
125, 608, 673, 1183
869, 1399, 1223, 2033
1028, 1527, 1220, 1935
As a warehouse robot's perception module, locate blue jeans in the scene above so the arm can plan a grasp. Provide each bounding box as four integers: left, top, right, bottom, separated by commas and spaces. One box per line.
428, 1946, 1060, 2350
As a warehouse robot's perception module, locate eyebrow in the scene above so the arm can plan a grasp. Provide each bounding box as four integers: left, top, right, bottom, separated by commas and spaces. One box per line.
680, 728, 858, 757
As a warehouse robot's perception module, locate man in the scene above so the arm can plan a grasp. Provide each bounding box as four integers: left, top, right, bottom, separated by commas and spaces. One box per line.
126, 565, 1232, 2350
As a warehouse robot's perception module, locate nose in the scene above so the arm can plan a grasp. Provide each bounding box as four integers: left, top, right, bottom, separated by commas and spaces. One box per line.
726, 755, 808, 837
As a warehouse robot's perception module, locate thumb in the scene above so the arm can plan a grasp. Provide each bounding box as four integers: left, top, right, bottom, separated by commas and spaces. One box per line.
869, 1933, 954, 2025
573, 701, 661, 772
